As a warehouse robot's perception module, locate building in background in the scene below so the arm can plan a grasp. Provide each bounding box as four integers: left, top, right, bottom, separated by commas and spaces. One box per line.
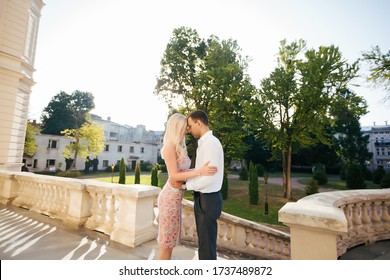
23, 115, 164, 172
0, 0, 45, 171
362, 122, 390, 171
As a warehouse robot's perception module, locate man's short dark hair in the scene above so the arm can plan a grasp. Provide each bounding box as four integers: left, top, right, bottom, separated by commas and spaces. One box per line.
188, 110, 209, 126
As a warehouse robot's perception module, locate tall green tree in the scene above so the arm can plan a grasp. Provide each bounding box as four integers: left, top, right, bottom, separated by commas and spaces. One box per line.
134, 162, 141, 184
118, 158, 126, 184
41, 90, 95, 135
246, 39, 360, 199
248, 162, 259, 205
331, 89, 371, 166
61, 119, 105, 169
24, 122, 39, 157
361, 46, 390, 102
155, 27, 253, 165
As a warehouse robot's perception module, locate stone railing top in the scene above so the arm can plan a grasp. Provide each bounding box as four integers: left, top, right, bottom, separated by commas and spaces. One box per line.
278, 189, 390, 234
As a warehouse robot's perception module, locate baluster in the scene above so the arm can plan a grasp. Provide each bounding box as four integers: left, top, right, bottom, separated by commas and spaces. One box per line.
267, 236, 275, 253
370, 201, 382, 232
282, 240, 290, 258
360, 202, 372, 233
380, 201, 390, 231
245, 229, 253, 246
226, 224, 233, 242
107, 194, 116, 234
217, 221, 226, 241
351, 203, 362, 235
259, 233, 267, 250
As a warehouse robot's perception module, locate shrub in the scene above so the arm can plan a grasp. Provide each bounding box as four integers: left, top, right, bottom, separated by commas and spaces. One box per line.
305, 179, 319, 195
340, 164, 349, 181
151, 165, 158, 187
56, 170, 82, 178
313, 170, 328, 185
239, 165, 248, 181
118, 158, 126, 184
134, 162, 141, 184
221, 169, 228, 200
380, 172, 390, 188
248, 162, 259, 205
373, 167, 386, 184
346, 164, 366, 189
256, 164, 264, 177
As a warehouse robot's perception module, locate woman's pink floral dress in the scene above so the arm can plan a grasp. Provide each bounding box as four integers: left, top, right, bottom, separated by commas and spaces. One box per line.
157, 156, 191, 248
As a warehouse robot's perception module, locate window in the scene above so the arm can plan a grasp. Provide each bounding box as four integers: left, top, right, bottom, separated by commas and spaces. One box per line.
48, 140, 57, 149
33, 159, 38, 168
140, 147, 145, 153
130, 146, 134, 153
118, 145, 123, 152
24, 13, 39, 61
46, 159, 55, 168
105, 145, 110, 151
102, 160, 109, 168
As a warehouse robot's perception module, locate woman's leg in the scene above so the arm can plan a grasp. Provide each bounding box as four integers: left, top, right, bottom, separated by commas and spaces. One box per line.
157, 246, 173, 260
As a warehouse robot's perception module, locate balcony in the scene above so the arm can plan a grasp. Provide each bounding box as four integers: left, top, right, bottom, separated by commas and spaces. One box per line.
1, 170, 390, 261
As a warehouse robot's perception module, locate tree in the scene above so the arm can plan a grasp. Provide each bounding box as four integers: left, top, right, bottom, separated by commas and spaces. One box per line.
134, 162, 141, 184
118, 158, 126, 184
24, 121, 39, 157
245, 39, 360, 199
248, 162, 259, 205
155, 27, 253, 166
151, 164, 158, 187
61, 119, 105, 169
361, 46, 390, 102
41, 90, 95, 135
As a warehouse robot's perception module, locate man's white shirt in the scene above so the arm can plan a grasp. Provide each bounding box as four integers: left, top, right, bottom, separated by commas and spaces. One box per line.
186, 131, 224, 193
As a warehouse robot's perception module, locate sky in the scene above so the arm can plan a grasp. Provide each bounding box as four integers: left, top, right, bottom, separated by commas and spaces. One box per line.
30, 0, 390, 131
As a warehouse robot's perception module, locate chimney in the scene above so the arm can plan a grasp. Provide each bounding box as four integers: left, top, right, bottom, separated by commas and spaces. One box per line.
107, 117, 111, 122
373, 121, 376, 126
386, 121, 388, 126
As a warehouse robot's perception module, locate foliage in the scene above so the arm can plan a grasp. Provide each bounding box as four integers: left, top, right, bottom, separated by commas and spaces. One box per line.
245, 39, 360, 199
134, 162, 141, 184
239, 165, 248, 180
248, 162, 259, 205
380, 172, 390, 188
154, 26, 253, 165
346, 164, 366, 189
151, 165, 159, 187
56, 170, 82, 178
361, 46, 390, 102
24, 122, 39, 157
221, 169, 228, 200
61, 119, 105, 169
256, 163, 265, 177
305, 179, 319, 195
331, 89, 371, 166
118, 158, 126, 184
313, 170, 328, 185
373, 166, 386, 184
41, 90, 95, 135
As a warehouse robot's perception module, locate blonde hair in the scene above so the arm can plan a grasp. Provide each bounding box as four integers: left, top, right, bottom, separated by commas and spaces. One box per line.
163, 113, 188, 159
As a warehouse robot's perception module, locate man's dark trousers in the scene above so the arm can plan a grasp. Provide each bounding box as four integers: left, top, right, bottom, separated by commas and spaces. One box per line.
193, 191, 223, 260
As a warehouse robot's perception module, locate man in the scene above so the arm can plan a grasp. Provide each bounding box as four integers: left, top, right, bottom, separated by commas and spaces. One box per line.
185, 110, 224, 260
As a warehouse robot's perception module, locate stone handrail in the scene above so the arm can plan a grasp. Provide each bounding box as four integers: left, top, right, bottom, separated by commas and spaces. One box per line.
279, 189, 390, 259
0, 170, 160, 247
181, 199, 291, 260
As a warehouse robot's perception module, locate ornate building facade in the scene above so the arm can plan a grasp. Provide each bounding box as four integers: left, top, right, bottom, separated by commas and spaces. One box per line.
0, 0, 45, 171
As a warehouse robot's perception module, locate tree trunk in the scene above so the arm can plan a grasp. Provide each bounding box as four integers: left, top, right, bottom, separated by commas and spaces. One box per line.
282, 150, 287, 198
286, 142, 292, 200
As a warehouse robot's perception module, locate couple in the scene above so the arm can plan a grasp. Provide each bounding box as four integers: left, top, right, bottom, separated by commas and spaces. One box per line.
157, 110, 224, 260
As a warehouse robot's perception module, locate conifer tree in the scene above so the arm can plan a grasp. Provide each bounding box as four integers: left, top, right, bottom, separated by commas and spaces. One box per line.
249, 162, 259, 205
118, 158, 126, 184
134, 162, 141, 184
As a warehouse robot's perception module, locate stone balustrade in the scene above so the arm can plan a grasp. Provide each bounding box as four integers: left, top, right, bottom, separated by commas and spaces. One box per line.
181, 199, 291, 259
279, 189, 390, 259
0, 170, 160, 247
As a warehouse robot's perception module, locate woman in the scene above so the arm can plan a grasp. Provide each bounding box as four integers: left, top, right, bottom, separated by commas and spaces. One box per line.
157, 113, 217, 260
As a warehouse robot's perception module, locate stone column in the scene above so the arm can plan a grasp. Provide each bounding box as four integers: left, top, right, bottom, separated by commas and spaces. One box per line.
0, 0, 45, 171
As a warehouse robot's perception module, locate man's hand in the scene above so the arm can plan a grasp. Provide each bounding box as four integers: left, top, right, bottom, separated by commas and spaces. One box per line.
169, 178, 184, 189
